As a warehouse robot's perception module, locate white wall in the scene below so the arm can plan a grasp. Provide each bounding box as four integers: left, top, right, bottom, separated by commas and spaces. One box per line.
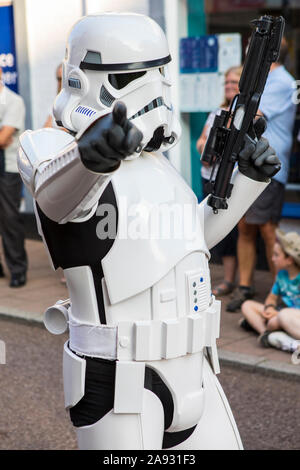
21, 0, 83, 129
164, 0, 190, 183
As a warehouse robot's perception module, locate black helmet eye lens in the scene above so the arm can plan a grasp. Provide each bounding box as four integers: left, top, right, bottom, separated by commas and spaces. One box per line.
108, 71, 146, 90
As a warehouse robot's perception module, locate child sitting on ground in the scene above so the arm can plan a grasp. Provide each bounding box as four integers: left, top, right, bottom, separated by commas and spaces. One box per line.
239, 229, 300, 350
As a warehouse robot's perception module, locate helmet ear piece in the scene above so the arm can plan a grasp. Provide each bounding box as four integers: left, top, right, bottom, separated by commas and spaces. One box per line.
54, 66, 90, 131
66, 66, 89, 98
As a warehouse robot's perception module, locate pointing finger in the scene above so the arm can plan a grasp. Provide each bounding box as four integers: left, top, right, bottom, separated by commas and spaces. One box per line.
112, 102, 127, 128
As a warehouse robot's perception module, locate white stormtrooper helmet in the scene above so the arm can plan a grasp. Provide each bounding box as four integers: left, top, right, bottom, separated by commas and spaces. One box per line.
54, 13, 181, 154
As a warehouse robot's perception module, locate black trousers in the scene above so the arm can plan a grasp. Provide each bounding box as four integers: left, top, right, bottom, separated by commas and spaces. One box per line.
0, 172, 27, 275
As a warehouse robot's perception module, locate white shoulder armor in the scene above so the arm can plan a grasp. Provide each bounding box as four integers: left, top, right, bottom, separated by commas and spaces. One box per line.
18, 128, 74, 189
18, 128, 112, 224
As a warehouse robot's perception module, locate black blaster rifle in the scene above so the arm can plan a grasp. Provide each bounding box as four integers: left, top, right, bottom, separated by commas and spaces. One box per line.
201, 15, 285, 213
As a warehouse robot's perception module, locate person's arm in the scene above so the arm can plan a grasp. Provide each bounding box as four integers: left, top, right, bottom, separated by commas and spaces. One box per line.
262, 292, 278, 319
256, 109, 264, 118
196, 123, 210, 155
0, 125, 15, 148
196, 112, 216, 165
0, 93, 24, 149
196, 124, 211, 168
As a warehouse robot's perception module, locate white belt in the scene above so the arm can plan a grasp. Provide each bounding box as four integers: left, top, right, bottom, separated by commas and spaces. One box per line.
69, 297, 221, 364
69, 321, 118, 360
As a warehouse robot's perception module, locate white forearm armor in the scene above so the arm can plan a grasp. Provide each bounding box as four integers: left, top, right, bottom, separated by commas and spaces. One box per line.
18, 128, 113, 223
200, 168, 269, 250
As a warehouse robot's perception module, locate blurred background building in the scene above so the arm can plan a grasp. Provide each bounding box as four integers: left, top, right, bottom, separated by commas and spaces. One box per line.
0, 0, 299, 221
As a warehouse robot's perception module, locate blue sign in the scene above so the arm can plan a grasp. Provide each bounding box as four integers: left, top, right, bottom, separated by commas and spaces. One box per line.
0, 3, 18, 92
180, 35, 218, 74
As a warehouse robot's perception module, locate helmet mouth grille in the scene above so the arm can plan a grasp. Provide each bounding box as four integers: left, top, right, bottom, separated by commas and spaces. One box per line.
100, 85, 115, 107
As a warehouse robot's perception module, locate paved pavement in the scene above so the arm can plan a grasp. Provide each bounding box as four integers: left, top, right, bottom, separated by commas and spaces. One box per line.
0, 239, 299, 379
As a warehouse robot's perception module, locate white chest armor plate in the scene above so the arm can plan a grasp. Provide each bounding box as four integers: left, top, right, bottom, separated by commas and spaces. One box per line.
65, 152, 210, 326
102, 151, 209, 305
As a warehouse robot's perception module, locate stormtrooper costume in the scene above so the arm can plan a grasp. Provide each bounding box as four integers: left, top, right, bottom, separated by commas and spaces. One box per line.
18, 14, 279, 450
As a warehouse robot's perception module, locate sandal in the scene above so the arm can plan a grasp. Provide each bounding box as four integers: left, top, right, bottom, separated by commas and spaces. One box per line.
212, 280, 235, 297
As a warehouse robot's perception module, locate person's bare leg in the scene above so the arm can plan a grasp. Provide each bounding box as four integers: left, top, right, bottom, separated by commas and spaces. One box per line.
277, 309, 300, 339
237, 217, 258, 287
223, 256, 237, 284
266, 315, 280, 331
212, 256, 237, 295
241, 300, 266, 334
259, 221, 277, 280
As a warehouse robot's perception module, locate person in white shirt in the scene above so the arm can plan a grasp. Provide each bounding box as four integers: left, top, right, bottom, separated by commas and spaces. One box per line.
0, 67, 27, 287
